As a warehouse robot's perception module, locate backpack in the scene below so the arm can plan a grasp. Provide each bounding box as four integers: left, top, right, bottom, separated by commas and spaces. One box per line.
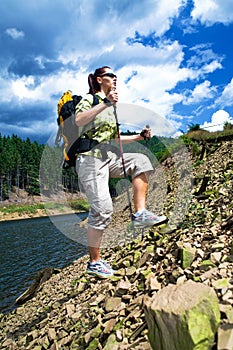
55, 90, 99, 168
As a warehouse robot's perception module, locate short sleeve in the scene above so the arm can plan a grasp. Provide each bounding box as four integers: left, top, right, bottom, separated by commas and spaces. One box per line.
75, 94, 94, 114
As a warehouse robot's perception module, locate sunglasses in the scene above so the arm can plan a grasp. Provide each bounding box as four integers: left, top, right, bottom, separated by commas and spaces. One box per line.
99, 72, 117, 79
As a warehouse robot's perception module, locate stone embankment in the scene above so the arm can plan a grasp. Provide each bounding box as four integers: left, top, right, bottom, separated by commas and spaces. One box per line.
0, 139, 233, 349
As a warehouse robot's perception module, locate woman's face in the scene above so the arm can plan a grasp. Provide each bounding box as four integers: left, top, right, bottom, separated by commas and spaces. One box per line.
97, 68, 117, 93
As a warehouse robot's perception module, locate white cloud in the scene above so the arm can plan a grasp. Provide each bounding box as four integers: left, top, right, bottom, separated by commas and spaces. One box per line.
11, 76, 38, 99
184, 80, 217, 104
58, 0, 186, 58
5, 27, 24, 39
9, 38, 189, 120
7, 34, 224, 137
214, 78, 233, 108
201, 110, 233, 131
201, 60, 222, 74
191, 0, 233, 25
10, 70, 90, 106
187, 44, 223, 72
132, 0, 186, 36
1, 0, 233, 140
116, 62, 186, 121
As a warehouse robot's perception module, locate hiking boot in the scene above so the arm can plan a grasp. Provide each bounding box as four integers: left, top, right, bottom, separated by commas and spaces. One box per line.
86, 260, 114, 278
133, 209, 167, 228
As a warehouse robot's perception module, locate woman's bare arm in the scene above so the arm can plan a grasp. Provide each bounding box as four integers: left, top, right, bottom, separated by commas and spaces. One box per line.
114, 127, 151, 144
114, 134, 144, 144
75, 89, 118, 127
75, 102, 108, 126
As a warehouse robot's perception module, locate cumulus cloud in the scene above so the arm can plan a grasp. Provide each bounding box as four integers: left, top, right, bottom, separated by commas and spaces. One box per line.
201, 110, 233, 131
0, 0, 233, 141
191, 0, 233, 25
184, 80, 217, 105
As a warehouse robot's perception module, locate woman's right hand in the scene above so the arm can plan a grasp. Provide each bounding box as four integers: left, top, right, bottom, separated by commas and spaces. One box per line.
106, 88, 118, 105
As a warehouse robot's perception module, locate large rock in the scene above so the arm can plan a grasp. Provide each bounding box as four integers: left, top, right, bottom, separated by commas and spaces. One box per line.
15, 267, 55, 304
144, 280, 220, 350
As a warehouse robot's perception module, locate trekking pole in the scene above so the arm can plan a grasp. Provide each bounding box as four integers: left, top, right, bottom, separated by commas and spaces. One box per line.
113, 104, 136, 238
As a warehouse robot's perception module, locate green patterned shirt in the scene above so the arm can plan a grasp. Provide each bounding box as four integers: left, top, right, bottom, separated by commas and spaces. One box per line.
75, 92, 118, 143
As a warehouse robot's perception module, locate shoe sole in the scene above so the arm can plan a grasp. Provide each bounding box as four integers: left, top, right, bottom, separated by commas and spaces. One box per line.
133, 216, 168, 229
86, 270, 114, 279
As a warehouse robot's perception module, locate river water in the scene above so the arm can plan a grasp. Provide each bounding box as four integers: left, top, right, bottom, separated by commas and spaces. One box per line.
0, 214, 88, 313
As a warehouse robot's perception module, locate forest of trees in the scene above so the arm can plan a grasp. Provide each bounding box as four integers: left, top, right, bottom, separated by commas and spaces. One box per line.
0, 133, 82, 201
0, 134, 44, 201
0, 132, 176, 202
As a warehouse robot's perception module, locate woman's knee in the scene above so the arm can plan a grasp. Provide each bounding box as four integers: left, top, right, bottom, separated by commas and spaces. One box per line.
88, 203, 113, 230
132, 153, 153, 178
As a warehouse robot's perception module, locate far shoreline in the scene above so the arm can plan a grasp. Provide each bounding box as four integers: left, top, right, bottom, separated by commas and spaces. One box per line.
0, 208, 87, 223
0, 193, 88, 223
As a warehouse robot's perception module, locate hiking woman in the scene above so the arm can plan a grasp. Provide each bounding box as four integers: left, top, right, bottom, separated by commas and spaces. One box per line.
75, 66, 167, 277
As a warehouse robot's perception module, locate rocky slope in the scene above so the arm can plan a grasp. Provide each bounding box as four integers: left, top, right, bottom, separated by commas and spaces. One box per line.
0, 138, 233, 350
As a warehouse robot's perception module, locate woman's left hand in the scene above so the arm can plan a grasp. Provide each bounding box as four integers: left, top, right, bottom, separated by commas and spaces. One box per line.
140, 127, 151, 140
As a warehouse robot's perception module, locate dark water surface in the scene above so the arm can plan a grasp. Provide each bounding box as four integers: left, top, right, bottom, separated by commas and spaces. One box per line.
0, 214, 88, 313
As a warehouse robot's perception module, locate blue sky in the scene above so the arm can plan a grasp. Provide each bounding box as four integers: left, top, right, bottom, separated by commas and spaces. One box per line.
0, 0, 233, 142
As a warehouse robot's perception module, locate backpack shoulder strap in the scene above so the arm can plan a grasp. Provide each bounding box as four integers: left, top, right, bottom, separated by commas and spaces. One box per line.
84, 93, 100, 107
80, 94, 100, 137
93, 94, 99, 106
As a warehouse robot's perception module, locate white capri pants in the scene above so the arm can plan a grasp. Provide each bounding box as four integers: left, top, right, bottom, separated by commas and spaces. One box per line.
76, 153, 153, 230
